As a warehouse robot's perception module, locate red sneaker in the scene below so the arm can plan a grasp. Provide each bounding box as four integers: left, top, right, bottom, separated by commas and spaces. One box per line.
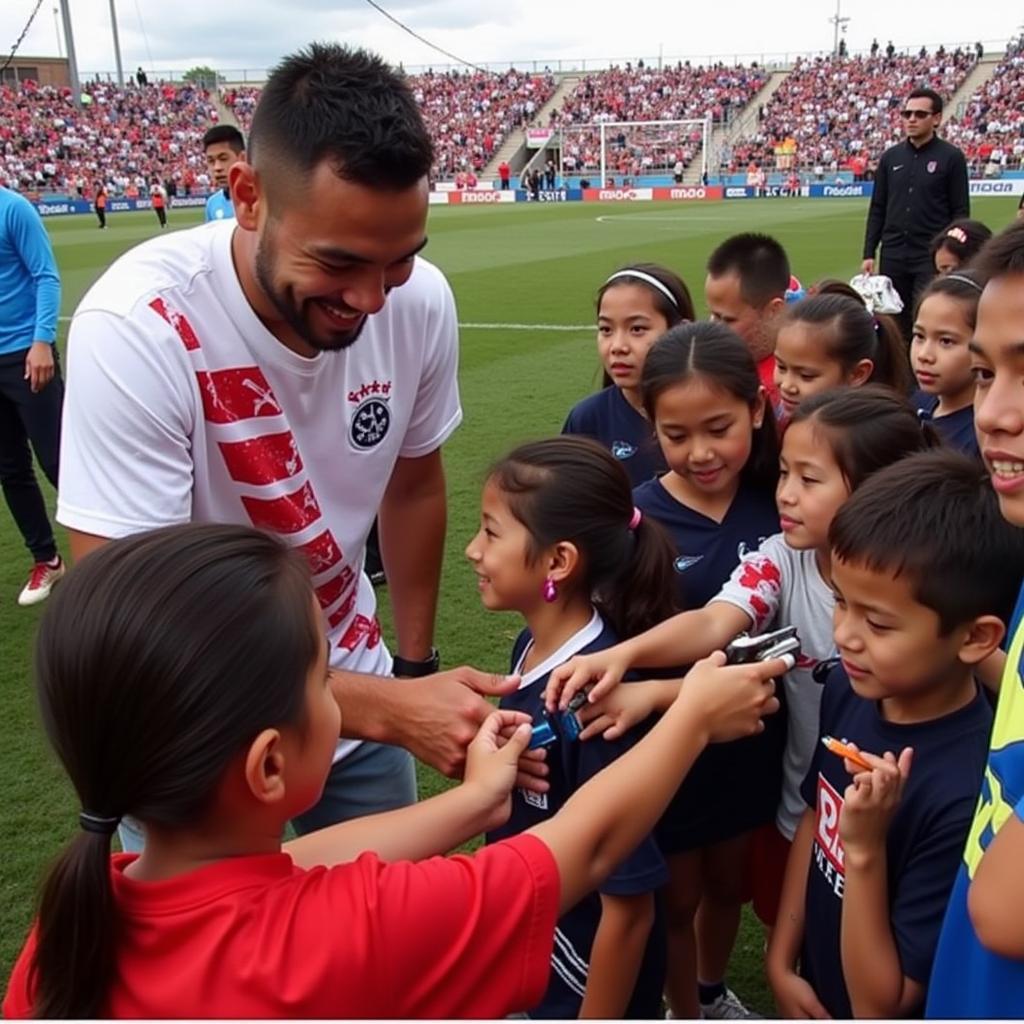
18, 557, 65, 607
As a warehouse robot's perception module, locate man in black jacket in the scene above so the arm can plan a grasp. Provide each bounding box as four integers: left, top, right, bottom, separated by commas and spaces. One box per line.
862, 87, 969, 338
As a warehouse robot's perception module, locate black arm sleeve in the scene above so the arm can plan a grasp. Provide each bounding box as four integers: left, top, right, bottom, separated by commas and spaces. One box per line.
949, 148, 970, 220
863, 152, 888, 258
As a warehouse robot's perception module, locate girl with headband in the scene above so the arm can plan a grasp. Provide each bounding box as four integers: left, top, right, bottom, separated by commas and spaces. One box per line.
563, 264, 694, 486
930, 219, 993, 276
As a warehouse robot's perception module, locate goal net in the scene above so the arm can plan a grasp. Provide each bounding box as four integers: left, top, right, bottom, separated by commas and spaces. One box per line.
554, 118, 711, 185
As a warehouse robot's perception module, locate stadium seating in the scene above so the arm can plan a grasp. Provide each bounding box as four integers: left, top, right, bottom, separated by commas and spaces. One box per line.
725, 49, 976, 177
0, 79, 218, 194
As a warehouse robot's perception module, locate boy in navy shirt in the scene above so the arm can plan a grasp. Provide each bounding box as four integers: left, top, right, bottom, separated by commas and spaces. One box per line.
768, 449, 1024, 1018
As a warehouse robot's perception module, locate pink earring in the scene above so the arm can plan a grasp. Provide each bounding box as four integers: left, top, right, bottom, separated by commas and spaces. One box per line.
542, 577, 558, 603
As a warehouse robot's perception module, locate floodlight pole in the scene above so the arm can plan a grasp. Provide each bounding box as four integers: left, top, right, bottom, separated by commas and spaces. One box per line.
108, 0, 125, 86
829, 0, 850, 56
53, 5, 63, 58
58, 0, 82, 107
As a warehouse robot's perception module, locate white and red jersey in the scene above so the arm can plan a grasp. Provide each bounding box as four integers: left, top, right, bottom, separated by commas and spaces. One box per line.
59, 220, 462, 760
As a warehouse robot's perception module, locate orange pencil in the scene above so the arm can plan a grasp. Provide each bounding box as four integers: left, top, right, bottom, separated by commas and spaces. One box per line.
821, 735, 874, 772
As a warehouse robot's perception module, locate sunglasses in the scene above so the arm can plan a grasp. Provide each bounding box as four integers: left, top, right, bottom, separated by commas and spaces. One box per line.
902, 109, 936, 119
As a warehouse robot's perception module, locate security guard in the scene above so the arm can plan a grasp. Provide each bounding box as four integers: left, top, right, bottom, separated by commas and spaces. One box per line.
862, 87, 969, 338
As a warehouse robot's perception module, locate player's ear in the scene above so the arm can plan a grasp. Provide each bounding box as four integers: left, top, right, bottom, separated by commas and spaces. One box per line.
230, 162, 260, 230
957, 615, 1005, 667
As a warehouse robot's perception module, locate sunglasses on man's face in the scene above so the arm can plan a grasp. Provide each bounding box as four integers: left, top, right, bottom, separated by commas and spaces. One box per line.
902, 108, 936, 119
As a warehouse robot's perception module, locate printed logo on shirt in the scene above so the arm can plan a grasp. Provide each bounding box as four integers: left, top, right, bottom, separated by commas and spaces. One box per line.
523, 788, 549, 811
813, 773, 846, 899
892, 164, 904, 172
348, 379, 393, 450
674, 554, 704, 573
927, 161, 938, 174
611, 440, 637, 460
736, 535, 770, 559
736, 556, 783, 629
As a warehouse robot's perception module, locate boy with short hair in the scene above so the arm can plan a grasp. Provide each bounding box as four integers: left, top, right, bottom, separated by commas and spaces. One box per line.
768, 448, 1024, 1019
704, 232, 790, 403
926, 221, 1024, 1016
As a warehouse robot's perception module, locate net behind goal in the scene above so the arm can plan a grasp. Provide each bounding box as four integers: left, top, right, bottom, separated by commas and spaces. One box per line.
555, 118, 711, 184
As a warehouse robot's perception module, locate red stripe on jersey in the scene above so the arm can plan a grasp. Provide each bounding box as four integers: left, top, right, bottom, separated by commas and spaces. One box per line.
315, 567, 355, 611
296, 529, 345, 576
196, 367, 283, 425
149, 297, 201, 351
338, 614, 382, 652
241, 482, 321, 534
327, 591, 358, 630
217, 431, 304, 486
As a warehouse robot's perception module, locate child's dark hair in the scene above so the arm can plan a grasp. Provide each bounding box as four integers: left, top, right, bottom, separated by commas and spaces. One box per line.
596, 263, 695, 388
641, 322, 780, 493
971, 220, 1024, 283
914, 268, 984, 331
31, 524, 319, 1019
930, 219, 993, 270
830, 449, 1024, 633
789, 385, 939, 491
706, 232, 791, 307
779, 293, 914, 393
489, 437, 677, 638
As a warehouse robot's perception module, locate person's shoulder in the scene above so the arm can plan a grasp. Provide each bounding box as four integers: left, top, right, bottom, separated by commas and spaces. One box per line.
0, 187, 34, 216
395, 256, 454, 307
580, 616, 621, 656
564, 388, 613, 431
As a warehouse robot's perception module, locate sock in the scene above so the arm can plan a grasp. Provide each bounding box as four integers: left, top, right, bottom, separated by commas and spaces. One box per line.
698, 981, 726, 1006
45, 556, 61, 568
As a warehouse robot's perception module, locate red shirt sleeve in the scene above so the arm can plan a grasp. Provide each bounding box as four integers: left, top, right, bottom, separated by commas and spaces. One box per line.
3, 924, 36, 1018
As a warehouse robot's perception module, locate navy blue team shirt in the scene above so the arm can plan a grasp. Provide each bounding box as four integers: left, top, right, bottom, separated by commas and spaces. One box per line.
799, 666, 992, 1018
563, 387, 667, 487
487, 612, 667, 1018
912, 390, 980, 461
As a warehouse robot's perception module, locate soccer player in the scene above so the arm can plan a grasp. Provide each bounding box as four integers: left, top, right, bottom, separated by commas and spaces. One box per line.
203, 125, 246, 222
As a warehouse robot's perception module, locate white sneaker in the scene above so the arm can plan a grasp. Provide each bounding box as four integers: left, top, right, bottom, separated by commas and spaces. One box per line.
18, 557, 65, 607
700, 988, 760, 1019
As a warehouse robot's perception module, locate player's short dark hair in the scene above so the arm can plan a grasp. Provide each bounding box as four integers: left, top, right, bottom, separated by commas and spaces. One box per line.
202, 125, 245, 153
706, 232, 791, 307
249, 42, 433, 193
830, 450, 1024, 633
972, 221, 1024, 283
907, 87, 943, 114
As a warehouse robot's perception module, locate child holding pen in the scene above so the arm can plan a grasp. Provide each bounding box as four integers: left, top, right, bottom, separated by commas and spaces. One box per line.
767, 450, 1024, 1018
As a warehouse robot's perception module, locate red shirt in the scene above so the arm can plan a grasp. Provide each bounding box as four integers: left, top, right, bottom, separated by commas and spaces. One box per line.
4, 835, 558, 1018
758, 354, 781, 407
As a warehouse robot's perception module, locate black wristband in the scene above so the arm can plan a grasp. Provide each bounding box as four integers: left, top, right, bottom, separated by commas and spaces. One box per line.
392, 647, 440, 678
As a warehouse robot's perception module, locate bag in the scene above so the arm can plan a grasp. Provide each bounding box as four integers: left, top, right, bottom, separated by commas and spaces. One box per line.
848, 273, 904, 314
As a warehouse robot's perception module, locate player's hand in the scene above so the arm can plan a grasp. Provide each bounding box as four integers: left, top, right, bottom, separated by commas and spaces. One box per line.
577, 681, 667, 741
769, 968, 832, 1019
543, 647, 631, 712
839, 745, 913, 853
24, 341, 55, 393
675, 651, 784, 743
861, 258, 876, 276
462, 710, 533, 832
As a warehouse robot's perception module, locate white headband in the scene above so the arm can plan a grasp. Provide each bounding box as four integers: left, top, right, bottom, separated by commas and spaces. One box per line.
604, 269, 680, 310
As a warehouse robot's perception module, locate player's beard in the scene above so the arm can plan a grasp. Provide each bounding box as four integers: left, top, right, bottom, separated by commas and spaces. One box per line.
254, 232, 367, 352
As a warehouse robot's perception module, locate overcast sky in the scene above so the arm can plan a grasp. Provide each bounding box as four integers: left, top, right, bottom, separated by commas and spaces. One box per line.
2, 0, 1020, 78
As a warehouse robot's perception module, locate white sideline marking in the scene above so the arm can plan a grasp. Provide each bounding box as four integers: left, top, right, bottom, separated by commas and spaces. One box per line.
60, 316, 592, 331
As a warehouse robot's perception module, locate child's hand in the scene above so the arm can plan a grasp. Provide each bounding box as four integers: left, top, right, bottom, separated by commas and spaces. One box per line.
463, 710, 533, 831
576, 682, 662, 741
543, 648, 630, 712
838, 746, 913, 855
675, 651, 784, 742
769, 968, 832, 1019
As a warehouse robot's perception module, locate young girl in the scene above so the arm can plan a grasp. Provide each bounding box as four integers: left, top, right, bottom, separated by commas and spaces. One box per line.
773, 293, 913, 422
911, 271, 983, 459
545, 387, 937, 932
5, 523, 783, 1019
467, 436, 679, 1019
563, 264, 695, 486
631, 322, 782, 1019
930, 219, 992, 276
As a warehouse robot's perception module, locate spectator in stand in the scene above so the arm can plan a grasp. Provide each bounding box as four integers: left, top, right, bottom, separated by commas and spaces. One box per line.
862, 87, 970, 339
0, 185, 65, 606
203, 124, 245, 222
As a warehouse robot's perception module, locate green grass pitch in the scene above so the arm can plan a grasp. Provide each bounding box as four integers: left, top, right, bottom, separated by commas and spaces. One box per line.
0, 196, 1015, 1007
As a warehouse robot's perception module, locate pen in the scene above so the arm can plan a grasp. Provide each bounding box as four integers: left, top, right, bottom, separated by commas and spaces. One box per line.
821, 735, 874, 772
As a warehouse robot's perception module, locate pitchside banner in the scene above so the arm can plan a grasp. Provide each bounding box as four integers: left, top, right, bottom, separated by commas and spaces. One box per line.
34, 194, 212, 216
969, 178, 1024, 196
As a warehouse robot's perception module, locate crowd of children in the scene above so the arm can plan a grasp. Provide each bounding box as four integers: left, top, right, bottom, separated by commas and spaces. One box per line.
6, 215, 1024, 1019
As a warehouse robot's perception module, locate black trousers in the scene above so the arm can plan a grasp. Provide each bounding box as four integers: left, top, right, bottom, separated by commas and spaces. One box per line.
0, 349, 64, 562
155, 206, 167, 227
96, 206, 106, 228
880, 259, 934, 342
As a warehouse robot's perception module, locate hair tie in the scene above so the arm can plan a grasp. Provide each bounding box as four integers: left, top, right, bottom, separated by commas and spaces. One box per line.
872, 317, 880, 333
628, 507, 642, 531
946, 226, 968, 244
604, 269, 680, 310
79, 811, 121, 836
944, 273, 984, 293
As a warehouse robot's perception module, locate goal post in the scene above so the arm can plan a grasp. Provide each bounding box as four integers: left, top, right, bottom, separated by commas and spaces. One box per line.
553, 117, 711, 186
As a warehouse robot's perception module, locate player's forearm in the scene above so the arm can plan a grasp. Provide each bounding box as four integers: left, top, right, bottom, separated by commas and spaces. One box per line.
623, 605, 742, 670
529, 694, 710, 913
284, 780, 492, 869
840, 845, 910, 1017
579, 894, 654, 1018
378, 467, 446, 660
329, 668, 408, 745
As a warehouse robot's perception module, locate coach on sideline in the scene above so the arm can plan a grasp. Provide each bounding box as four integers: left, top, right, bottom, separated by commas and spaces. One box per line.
861, 86, 969, 338
56, 44, 542, 847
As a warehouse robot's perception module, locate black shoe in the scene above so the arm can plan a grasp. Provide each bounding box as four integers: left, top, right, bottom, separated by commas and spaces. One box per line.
368, 570, 387, 587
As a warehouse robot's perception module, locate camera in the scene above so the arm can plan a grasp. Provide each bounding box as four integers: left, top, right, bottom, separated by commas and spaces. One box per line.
724, 625, 800, 666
